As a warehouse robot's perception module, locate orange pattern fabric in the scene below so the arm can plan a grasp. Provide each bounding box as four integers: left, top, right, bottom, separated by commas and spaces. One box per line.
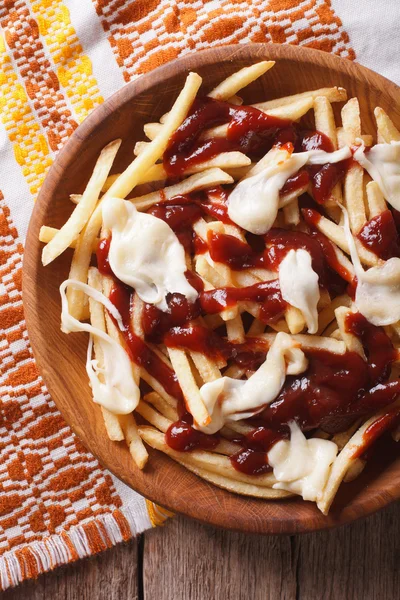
0, 0, 354, 590
93, 0, 354, 81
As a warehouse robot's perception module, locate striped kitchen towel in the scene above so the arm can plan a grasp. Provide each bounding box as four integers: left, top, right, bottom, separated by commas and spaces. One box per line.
0, 0, 398, 591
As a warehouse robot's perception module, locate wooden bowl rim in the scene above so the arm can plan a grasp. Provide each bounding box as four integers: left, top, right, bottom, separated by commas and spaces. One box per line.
23, 43, 400, 535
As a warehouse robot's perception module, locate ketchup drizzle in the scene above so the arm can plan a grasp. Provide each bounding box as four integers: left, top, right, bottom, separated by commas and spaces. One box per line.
163, 97, 291, 177
109, 281, 183, 401
94, 100, 400, 472
357, 209, 400, 260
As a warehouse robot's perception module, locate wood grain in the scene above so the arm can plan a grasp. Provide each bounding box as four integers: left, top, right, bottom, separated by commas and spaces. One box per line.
23, 43, 400, 534
2, 538, 139, 600
5, 505, 400, 599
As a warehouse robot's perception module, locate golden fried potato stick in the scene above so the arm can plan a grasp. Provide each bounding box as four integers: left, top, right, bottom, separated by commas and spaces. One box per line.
42, 140, 121, 266
131, 168, 233, 211
87, 267, 124, 442
318, 397, 400, 514
101, 276, 149, 469
67, 72, 202, 320
374, 107, 400, 144
338, 98, 366, 234
208, 61, 275, 101
167, 348, 211, 428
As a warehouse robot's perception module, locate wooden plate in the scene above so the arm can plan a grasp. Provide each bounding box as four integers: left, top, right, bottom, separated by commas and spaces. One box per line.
23, 44, 400, 534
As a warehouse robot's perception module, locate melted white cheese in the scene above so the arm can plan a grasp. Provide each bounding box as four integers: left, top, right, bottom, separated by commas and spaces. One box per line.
354, 141, 400, 210
60, 279, 140, 414
227, 146, 351, 234
268, 421, 338, 502
196, 332, 308, 434
341, 204, 400, 326
278, 249, 320, 333
102, 197, 198, 311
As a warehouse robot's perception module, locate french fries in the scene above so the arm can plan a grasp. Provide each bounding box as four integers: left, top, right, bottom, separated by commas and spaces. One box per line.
39, 62, 400, 515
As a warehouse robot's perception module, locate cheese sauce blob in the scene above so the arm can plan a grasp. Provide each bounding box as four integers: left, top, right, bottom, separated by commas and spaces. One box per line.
354, 141, 400, 210
227, 146, 351, 234
102, 197, 198, 312
278, 249, 320, 334
60, 279, 140, 414
196, 332, 308, 434
341, 204, 400, 326
268, 421, 338, 502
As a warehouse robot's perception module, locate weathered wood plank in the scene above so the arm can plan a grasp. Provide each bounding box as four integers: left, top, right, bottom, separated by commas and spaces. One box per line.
4, 504, 400, 599
143, 516, 296, 600
2, 538, 139, 600
296, 502, 400, 600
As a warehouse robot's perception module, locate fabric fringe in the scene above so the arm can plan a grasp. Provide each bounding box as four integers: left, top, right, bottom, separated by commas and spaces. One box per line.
0, 504, 151, 591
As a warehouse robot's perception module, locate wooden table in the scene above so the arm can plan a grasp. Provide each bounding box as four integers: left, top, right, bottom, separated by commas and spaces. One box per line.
3, 502, 400, 599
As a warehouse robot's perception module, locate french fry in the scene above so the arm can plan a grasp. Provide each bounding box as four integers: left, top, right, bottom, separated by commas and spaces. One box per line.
136, 401, 172, 433
101, 173, 120, 192
138, 426, 282, 488
252, 86, 347, 111
119, 413, 149, 469
226, 314, 245, 343
337, 99, 367, 234
335, 306, 366, 359
374, 107, 400, 143
190, 350, 223, 382
39, 226, 100, 252
366, 180, 387, 218
314, 96, 337, 148
67, 72, 202, 319
202, 97, 314, 140
283, 198, 300, 226
42, 140, 120, 266
100, 277, 148, 469
318, 397, 400, 514
144, 392, 179, 422
208, 61, 275, 101
87, 267, 124, 442
129, 152, 251, 183
167, 348, 210, 427
256, 332, 347, 354
343, 457, 366, 483
131, 168, 233, 211
173, 456, 292, 499
306, 213, 381, 267
227, 95, 243, 106
317, 295, 351, 335
285, 306, 305, 335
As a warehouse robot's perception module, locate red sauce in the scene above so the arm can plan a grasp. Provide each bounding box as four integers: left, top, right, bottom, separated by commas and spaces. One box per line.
109, 281, 183, 401
280, 169, 309, 197
298, 129, 350, 204
261, 350, 369, 432
230, 449, 272, 475
230, 427, 287, 475
309, 160, 350, 205
141, 295, 201, 344
96, 237, 113, 276
197, 187, 233, 225
357, 210, 400, 260
207, 231, 266, 270
165, 411, 218, 452
353, 407, 400, 458
345, 312, 396, 384
163, 97, 291, 176
147, 200, 203, 253
164, 324, 231, 361
301, 206, 355, 293
200, 280, 287, 323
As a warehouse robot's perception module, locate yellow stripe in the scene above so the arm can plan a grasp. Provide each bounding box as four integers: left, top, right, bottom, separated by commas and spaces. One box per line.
31, 0, 103, 123
145, 499, 174, 527
0, 35, 52, 198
